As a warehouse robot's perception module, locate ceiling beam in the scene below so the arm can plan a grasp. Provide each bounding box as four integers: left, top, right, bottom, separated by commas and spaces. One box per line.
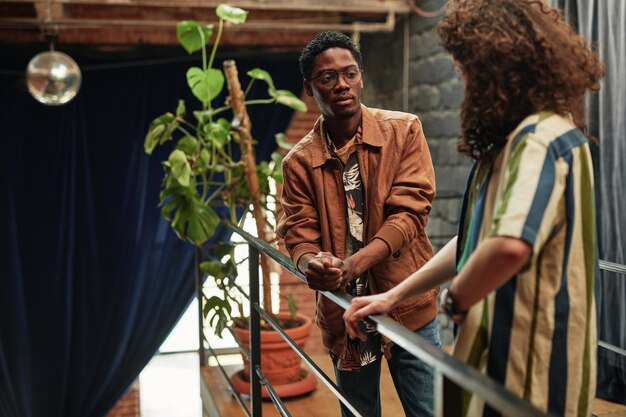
0, 12, 395, 32
7, 0, 410, 14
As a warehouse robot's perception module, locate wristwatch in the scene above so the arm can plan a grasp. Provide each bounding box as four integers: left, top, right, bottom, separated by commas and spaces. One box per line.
440, 287, 467, 321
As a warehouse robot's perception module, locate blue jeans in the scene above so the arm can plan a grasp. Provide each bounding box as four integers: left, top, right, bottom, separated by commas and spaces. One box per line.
333, 319, 441, 417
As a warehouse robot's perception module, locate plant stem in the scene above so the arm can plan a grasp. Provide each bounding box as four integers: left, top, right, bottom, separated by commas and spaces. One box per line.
205, 185, 225, 204
207, 19, 223, 71
244, 98, 277, 106
208, 105, 232, 118
176, 125, 195, 138
243, 79, 255, 98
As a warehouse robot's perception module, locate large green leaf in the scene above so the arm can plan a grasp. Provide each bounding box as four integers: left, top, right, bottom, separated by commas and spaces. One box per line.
175, 99, 186, 117
256, 161, 271, 195
203, 118, 230, 146
168, 149, 191, 187
188, 203, 220, 245
274, 132, 294, 150
203, 295, 233, 337
215, 242, 235, 260
200, 261, 224, 278
246, 68, 275, 91
176, 20, 214, 54
176, 135, 198, 155
200, 149, 210, 168
273, 89, 308, 112
270, 151, 285, 184
187, 67, 225, 103
170, 196, 219, 245
216, 4, 248, 24
144, 112, 178, 155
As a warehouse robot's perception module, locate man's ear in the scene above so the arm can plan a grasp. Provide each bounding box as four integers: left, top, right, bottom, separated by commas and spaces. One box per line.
304, 79, 313, 97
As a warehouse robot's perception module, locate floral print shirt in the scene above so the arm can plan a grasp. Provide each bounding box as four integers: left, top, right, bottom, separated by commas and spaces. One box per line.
326, 121, 382, 371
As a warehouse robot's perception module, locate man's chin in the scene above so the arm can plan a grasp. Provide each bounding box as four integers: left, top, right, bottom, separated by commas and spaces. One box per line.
332, 105, 360, 120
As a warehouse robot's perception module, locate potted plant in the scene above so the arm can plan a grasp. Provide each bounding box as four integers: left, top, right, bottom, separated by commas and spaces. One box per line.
143, 4, 315, 397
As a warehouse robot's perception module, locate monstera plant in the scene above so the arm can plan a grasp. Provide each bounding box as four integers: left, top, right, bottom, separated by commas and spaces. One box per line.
144, 4, 306, 337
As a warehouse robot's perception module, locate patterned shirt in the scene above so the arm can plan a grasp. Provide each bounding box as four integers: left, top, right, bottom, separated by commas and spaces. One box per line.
325, 122, 382, 371
452, 112, 597, 417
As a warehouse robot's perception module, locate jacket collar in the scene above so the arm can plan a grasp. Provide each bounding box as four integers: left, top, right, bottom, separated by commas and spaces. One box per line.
310, 104, 384, 168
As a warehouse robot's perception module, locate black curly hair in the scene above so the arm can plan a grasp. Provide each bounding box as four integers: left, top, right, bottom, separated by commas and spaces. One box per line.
299, 31, 363, 80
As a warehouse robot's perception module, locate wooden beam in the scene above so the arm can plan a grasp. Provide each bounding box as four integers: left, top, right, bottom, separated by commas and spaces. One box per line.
6, 0, 410, 14
0, 26, 319, 46
0, 12, 396, 33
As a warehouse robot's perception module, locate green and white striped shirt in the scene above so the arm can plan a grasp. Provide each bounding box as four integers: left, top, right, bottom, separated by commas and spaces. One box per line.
453, 112, 597, 417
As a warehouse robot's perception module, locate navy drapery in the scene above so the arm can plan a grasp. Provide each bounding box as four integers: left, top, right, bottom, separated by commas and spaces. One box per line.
0, 44, 301, 417
548, 0, 626, 404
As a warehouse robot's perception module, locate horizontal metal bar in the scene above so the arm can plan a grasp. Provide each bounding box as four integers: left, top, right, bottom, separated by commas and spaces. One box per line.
224, 221, 355, 312
254, 306, 364, 417
371, 314, 556, 417
224, 221, 304, 281
226, 326, 251, 362
227, 221, 553, 417
206, 343, 251, 417
599, 340, 626, 357
254, 366, 293, 417
599, 259, 626, 275
155, 348, 201, 356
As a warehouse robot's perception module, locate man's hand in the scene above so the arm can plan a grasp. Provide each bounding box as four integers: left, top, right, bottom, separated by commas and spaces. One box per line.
299, 252, 343, 291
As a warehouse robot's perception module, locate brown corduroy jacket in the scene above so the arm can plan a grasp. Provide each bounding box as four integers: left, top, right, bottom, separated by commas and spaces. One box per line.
277, 105, 438, 356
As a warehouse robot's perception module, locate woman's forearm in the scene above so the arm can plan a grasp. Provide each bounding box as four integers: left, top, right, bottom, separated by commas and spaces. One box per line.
387, 236, 458, 307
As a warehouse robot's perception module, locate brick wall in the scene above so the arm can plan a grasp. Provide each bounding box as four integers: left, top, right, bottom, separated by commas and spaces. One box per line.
359, 1, 471, 345
360, 2, 471, 253
106, 381, 140, 417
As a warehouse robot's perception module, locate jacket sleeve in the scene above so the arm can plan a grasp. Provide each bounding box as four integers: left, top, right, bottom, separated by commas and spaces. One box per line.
276, 159, 321, 269
373, 117, 436, 254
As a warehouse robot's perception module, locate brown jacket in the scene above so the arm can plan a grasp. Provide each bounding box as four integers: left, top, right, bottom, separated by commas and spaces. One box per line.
277, 105, 438, 355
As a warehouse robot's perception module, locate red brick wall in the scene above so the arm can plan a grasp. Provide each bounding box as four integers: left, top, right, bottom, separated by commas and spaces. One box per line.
106, 381, 140, 417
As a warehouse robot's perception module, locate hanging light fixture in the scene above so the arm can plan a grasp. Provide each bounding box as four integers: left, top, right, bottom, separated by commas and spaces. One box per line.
25, 0, 81, 106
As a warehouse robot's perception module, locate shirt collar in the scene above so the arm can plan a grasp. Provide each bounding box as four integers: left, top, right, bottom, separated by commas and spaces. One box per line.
310, 104, 384, 168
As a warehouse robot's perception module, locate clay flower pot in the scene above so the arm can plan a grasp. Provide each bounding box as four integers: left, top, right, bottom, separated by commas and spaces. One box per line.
230, 312, 317, 397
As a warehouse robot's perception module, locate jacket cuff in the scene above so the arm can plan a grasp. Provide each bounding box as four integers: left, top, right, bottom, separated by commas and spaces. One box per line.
292, 244, 321, 272
373, 224, 405, 255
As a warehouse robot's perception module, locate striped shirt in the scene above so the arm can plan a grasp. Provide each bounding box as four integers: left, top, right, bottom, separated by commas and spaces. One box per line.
453, 112, 598, 417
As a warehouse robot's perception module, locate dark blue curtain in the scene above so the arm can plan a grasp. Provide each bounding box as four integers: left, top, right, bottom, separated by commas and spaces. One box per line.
549, 0, 626, 404
0, 44, 301, 417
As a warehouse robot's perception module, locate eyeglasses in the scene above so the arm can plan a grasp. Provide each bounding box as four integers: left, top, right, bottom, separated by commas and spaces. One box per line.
310, 66, 363, 88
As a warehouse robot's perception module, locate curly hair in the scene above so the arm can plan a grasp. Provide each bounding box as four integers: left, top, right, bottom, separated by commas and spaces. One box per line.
299, 31, 363, 80
438, 0, 604, 162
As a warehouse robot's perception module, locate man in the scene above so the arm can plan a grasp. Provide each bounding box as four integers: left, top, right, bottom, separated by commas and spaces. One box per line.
344, 1, 604, 416
276, 32, 440, 417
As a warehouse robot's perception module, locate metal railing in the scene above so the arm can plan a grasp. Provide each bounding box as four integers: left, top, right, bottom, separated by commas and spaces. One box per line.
199, 221, 625, 417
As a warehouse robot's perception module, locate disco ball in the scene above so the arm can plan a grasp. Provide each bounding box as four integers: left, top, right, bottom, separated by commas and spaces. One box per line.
26, 50, 82, 106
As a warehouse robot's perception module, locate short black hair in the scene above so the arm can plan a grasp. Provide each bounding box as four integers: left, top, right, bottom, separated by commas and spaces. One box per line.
299, 31, 363, 80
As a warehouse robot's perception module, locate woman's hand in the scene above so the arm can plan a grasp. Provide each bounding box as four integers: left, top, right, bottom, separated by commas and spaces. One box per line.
343, 291, 398, 341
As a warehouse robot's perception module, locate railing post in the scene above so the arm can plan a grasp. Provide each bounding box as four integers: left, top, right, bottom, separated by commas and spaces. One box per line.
442, 374, 463, 417
249, 244, 262, 416
434, 369, 443, 417
195, 247, 207, 367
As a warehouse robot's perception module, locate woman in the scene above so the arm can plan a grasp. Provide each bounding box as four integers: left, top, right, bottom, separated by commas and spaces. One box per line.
343, 1, 604, 416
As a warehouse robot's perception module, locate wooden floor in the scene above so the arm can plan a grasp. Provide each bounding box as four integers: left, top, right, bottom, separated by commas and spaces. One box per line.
201, 354, 626, 417
201, 354, 402, 417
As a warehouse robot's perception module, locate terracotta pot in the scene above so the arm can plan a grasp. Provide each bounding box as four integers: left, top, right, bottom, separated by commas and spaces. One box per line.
231, 312, 313, 386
